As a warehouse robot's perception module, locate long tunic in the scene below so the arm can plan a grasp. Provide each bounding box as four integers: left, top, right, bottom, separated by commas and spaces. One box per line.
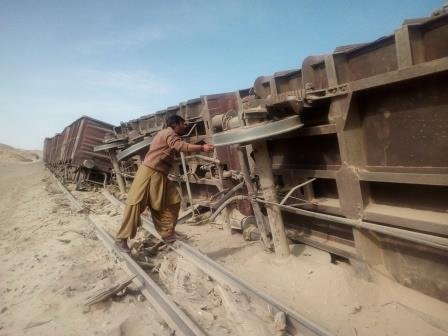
142, 126, 190, 175
116, 126, 188, 239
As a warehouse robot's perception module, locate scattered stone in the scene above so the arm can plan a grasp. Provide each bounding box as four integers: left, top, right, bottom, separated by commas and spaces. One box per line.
242, 224, 260, 241
137, 294, 145, 302
65, 286, 76, 297
196, 308, 215, 328
24, 319, 52, 330
352, 305, 362, 314
274, 311, 287, 331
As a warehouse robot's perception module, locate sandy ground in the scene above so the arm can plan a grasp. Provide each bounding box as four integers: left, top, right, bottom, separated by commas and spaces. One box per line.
0, 144, 41, 163
70, 189, 280, 336
177, 223, 448, 336
0, 160, 170, 336
1, 146, 447, 336
73, 180, 448, 336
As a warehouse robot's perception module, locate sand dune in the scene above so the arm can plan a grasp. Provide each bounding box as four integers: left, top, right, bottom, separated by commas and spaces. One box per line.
0, 143, 42, 163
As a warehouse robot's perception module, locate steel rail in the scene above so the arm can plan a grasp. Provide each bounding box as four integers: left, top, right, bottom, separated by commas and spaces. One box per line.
257, 198, 448, 252
102, 189, 332, 336
51, 175, 330, 335
172, 239, 331, 336
88, 216, 207, 336
48, 170, 207, 336
280, 178, 316, 205
101, 190, 194, 226
48, 171, 85, 212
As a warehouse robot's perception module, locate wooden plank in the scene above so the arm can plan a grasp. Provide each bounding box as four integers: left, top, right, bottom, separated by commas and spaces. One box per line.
85, 276, 136, 306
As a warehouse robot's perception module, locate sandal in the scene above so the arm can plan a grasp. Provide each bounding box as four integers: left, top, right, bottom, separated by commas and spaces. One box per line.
162, 232, 184, 243
115, 240, 131, 253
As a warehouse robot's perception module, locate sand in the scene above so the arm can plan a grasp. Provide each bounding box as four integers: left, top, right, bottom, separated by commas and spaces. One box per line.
0, 144, 41, 163
1, 144, 447, 336
0, 160, 170, 335
176, 223, 448, 336
75, 182, 448, 336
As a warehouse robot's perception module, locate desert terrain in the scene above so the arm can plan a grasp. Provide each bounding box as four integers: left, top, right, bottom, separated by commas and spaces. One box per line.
1, 145, 447, 336
0, 146, 169, 335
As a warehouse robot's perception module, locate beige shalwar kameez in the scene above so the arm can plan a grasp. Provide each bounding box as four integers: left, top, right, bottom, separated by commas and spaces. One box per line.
116, 126, 189, 240
115, 165, 181, 239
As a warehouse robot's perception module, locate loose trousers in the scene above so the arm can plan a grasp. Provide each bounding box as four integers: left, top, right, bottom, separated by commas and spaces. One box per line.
116, 165, 181, 240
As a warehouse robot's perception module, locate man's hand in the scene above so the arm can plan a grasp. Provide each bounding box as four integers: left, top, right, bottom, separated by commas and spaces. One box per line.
202, 144, 214, 152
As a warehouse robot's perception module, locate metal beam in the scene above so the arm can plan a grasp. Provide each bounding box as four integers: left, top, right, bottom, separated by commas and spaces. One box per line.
252, 141, 290, 257
116, 137, 152, 161
257, 199, 448, 252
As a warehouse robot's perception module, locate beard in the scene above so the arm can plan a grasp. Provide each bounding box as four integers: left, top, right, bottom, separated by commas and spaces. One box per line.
174, 126, 187, 136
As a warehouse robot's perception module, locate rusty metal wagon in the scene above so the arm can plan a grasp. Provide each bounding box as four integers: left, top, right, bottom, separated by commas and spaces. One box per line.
43, 116, 115, 188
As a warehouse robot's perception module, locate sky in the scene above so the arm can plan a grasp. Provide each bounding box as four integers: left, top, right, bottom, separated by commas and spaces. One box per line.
0, 0, 444, 149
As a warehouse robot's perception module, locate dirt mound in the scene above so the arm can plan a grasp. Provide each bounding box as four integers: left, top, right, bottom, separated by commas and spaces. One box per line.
0, 143, 41, 163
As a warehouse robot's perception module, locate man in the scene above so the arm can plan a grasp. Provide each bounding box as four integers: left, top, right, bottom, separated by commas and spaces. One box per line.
116, 115, 214, 252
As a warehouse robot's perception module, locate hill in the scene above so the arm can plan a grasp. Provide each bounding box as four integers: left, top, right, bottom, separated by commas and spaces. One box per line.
0, 143, 42, 163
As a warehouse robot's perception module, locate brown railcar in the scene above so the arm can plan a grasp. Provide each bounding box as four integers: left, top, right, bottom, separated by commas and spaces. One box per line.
43, 116, 114, 186
91, 8, 448, 303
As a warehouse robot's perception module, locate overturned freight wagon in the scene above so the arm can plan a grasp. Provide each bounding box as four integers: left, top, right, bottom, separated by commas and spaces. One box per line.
212, 10, 448, 302
96, 9, 448, 303
95, 92, 256, 229
43, 116, 115, 188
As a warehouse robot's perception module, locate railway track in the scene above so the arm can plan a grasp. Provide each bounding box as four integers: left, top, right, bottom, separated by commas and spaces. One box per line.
49, 172, 205, 335
49, 170, 331, 336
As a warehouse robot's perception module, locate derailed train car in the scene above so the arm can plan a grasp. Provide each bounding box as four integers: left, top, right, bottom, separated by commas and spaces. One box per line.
84, 8, 448, 303
211, 10, 448, 302
44, 116, 115, 187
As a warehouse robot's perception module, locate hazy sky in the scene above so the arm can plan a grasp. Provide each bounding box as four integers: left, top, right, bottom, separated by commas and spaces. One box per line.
0, 0, 443, 149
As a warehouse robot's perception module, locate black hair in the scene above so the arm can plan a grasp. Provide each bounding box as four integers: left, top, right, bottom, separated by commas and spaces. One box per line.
166, 115, 185, 128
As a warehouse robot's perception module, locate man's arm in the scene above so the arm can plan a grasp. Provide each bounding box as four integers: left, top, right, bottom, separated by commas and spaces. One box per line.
166, 133, 214, 153
188, 143, 214, 153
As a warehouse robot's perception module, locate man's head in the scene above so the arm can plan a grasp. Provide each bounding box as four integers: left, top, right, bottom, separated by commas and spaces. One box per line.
166, 115, 187, 135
